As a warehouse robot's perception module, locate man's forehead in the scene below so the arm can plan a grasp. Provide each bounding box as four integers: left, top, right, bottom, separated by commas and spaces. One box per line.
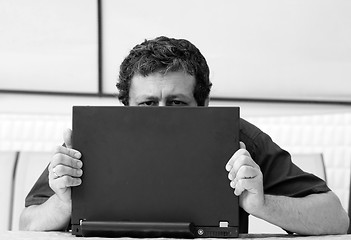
129, 71, 196, 99
132, 71, 193, 80
130, 72, 195, 87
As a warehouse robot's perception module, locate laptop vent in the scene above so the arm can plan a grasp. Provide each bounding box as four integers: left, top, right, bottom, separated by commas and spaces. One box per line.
206, 230, 231, 237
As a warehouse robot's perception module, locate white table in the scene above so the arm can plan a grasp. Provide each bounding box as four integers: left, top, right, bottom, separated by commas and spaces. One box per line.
1, 231, 351, 240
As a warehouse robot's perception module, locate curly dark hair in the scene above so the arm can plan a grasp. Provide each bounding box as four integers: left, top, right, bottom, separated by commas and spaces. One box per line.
117, 36, 212, 106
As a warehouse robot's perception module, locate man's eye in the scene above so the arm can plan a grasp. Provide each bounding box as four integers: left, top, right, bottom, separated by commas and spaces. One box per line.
170, 100, 187, 106
139, 101, 157, 106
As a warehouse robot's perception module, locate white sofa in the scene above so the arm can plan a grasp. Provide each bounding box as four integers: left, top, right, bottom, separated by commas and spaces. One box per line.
0, 111, 350, 232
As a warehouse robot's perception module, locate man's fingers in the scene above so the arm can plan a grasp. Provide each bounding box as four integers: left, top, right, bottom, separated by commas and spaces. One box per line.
234, 180, 245, 196
225, 141, 250, 171
50, 176, 82, 189
229, 165, 258, 187
233, 178, 259, 196
53, 145, 81, 159
50, 150, 82, 171
227, 154, 257, 180
60, 176, 82, 187
48, 132, 82, 201
52, 165, 83, 178
63, 128, 73, 149
225, 148, 251, 171
235, 165, 258, 180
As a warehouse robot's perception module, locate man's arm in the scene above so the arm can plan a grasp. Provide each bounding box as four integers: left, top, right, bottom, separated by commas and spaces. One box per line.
255, 192, 349, 235
19, 129, 82, 231
226, 142, 349, 235
19, 194, 71, 231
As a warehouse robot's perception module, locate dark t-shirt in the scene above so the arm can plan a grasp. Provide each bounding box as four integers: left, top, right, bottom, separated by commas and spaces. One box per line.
25, 118, 330, 232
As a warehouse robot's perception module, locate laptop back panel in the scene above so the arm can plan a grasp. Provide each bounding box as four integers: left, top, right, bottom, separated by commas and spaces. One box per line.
71, 106, 240, 238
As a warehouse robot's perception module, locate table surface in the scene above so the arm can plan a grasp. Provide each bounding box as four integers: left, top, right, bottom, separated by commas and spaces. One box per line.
1, 231, 351, 240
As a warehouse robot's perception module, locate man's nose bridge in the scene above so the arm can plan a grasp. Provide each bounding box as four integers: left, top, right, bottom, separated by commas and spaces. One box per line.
159, 101, 166, 107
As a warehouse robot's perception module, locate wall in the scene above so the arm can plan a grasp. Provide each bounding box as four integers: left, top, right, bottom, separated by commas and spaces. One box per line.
1, 0, 351, 104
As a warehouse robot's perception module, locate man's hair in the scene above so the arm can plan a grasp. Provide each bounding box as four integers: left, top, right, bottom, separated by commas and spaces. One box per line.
117, 36, 212, 106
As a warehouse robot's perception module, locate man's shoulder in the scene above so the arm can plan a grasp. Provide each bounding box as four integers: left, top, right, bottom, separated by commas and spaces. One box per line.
239, 118, 274, 156
239, 118, 263, 142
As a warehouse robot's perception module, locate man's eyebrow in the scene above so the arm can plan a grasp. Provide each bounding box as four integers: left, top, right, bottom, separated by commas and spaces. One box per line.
167, 94, 192, 100
135, 95, 159, 101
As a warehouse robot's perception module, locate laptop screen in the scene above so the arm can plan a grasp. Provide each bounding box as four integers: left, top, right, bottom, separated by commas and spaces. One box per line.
71, 106, 240, 238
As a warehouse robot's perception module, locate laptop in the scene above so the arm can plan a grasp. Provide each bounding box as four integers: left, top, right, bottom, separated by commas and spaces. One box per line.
71, 106, 240, 238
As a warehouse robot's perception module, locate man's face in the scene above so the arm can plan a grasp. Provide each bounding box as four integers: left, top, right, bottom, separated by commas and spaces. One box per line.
128, 71, 198, 107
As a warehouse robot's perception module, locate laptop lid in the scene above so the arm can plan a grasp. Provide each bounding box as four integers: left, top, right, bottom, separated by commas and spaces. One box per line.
71, 106, 240, 238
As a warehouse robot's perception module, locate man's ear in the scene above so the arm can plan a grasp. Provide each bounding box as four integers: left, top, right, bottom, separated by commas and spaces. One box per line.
204, 97, 210, 107
119, 98, 129, 106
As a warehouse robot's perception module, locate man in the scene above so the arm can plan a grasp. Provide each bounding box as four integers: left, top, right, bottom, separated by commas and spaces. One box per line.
20, 36, 349, 234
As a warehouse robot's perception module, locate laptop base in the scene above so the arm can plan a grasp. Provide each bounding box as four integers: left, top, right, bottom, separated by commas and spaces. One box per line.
72, 221, 239, 238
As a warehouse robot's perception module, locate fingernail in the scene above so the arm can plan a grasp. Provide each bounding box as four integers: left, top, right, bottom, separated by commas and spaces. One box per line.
230, 181, 235, 188
225, 164, 232, 171
77, 160, 83, 168
228, 172, 233, 180
74, 151, 81, 158
77, 169, 83, 176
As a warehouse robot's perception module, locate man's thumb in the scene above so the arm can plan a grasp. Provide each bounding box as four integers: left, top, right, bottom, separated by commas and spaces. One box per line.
63, 128, 73, 149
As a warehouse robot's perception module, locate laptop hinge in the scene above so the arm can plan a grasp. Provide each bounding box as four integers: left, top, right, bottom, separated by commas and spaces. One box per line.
79, 221, 196, 238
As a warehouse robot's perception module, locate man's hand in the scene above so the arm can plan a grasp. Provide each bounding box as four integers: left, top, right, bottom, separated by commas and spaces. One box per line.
225, 141, 264, 215
20, 129, 83, 231
225, 142, 349, 235
48, 128, 83, 203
